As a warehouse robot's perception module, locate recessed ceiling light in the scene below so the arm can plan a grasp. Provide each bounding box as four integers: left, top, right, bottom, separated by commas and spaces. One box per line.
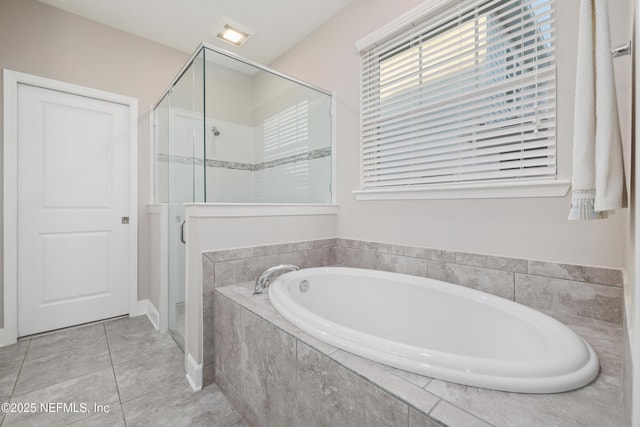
216, 24, 251, 47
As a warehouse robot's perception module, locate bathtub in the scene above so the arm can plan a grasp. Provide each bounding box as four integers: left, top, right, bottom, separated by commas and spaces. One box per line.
268, 267, 599, 393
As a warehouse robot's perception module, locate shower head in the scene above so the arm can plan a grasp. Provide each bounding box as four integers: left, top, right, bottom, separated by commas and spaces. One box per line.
211, 126, 221, 136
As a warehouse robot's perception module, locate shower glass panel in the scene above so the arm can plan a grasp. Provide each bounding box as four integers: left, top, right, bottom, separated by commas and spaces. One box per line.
165, 50, 206, 350
202, 48, 332, 203
153, 44, 332, 352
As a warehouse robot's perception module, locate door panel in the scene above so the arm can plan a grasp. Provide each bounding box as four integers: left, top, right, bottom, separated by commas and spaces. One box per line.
17, 83, 130, 336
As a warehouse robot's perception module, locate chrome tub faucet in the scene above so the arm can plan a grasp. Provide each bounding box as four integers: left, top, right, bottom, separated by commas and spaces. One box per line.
254, 264, 299, 295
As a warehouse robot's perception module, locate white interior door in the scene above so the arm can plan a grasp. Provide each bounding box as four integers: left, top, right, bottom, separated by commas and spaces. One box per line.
17, 83, 131, 336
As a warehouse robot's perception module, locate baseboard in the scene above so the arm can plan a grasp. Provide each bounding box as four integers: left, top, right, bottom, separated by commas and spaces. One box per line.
185, 352, 203, 392
0, 328, 17, 348
135, 299, 160, 330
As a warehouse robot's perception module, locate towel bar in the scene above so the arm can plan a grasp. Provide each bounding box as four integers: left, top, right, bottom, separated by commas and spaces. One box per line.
611, 40, 632, 58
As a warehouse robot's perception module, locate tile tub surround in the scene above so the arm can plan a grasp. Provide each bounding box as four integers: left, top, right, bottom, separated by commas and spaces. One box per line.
213, 283, 623, 427
333, 239, 624, 324
202, 238, 337, 385
0, 316, 245, 427
202, 238, 623, 388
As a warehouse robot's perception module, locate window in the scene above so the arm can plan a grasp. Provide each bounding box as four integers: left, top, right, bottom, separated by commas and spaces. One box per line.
254, 99, 312, 201
357, 0, 564, 199
261, 99, 309, 162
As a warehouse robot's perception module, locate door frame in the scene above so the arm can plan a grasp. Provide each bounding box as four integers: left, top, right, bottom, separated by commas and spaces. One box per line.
1, 69, 139, 346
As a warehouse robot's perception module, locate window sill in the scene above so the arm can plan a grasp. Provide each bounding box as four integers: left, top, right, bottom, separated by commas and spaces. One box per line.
352, 179, 570, 200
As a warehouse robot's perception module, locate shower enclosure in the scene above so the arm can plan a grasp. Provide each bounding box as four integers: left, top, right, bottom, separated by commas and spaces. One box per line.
152, 44, 333, 349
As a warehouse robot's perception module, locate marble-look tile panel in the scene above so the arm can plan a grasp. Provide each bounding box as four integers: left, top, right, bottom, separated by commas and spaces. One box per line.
426, 375, 622, 427
331, 350, 439, 416
253, 240, 325, 257
112, 343, 186, 403
408, 407, 447, 427
213, 412, 248, 427
203, 255, 215, 297
13, 339, 112, 396
295, 341, 409, 427
455, 252, 527, 273
213, 294, 243, 375
527, 261, 622, 287
429, 401, 493, 427
403, 246, 457, 263
105, 323, 178, 366
277, 246, 336, 269
0, 340, 29, 368
213, 254, 279, 288
335, 246, 372, 268
336, 246, 430, 277
377, 252, 430, 277
335, 238, 363, 249
213, 292, 297, 426
121, 382, 236, 427
214, 367, 261, 427
559, 314, 622, 384
203, 308, 215, 369
335, 238, 405, 255
428, 261, 515, 300
381, 365, 432, 389
515, 274, 622, 324
311, 238, 338, 248
0, 362, 21, 401
203, 363, 216, 388
216, 285, 339, 357
68, 404, 126, 427
424, 310, 622, 427
204, 238, 335, 264
5, 368, 119, 426
104, 316, 154, 337
238, 307, 297, 426
204, 247, 256, 263
26, 323, 106, 361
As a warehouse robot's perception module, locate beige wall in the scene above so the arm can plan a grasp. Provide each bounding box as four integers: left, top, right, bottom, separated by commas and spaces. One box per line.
269, 0, 632, 269
0, 0, 188, 327
183, 206, 338, 369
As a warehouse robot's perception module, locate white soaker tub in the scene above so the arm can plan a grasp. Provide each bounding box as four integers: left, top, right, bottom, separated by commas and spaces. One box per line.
268, 267, 599, 393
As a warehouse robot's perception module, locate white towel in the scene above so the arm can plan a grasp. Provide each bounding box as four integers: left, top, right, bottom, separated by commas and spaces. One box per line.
568, 0, 625, 220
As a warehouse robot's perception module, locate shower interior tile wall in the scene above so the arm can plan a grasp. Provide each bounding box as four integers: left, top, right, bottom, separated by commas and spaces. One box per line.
159, 67, 332, 203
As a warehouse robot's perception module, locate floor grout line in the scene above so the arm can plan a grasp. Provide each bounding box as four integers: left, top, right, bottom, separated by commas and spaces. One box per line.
7, 339, 31, 401
103, 322, 126, 426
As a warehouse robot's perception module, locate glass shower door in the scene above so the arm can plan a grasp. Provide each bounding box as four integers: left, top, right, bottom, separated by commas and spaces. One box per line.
167, 51, 205, 350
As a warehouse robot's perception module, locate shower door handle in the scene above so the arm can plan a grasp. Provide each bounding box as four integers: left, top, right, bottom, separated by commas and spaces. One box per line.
180, 220, 186, 244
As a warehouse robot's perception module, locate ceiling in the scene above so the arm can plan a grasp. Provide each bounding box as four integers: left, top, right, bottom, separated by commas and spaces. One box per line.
37, 0, 356, 65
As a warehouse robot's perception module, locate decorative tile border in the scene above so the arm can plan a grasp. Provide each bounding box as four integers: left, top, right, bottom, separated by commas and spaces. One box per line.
205, 159, 253, 171
254, 147, 331, 171
157, 146, 331, 172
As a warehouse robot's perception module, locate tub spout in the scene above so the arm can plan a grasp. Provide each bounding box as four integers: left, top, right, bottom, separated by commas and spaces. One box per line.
254, 264, 299, 295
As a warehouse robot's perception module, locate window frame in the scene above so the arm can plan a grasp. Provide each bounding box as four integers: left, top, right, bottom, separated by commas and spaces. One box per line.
353, 0, 569, 200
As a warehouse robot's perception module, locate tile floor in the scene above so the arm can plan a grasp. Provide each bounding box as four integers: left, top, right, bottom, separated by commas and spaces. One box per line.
0, 316, 246, 426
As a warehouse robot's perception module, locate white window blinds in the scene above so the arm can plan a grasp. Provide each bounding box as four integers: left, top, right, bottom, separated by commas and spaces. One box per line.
359, 0, 556, 190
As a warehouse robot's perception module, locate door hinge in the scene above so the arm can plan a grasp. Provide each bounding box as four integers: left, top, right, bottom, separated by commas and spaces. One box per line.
121, 216, 129, 224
